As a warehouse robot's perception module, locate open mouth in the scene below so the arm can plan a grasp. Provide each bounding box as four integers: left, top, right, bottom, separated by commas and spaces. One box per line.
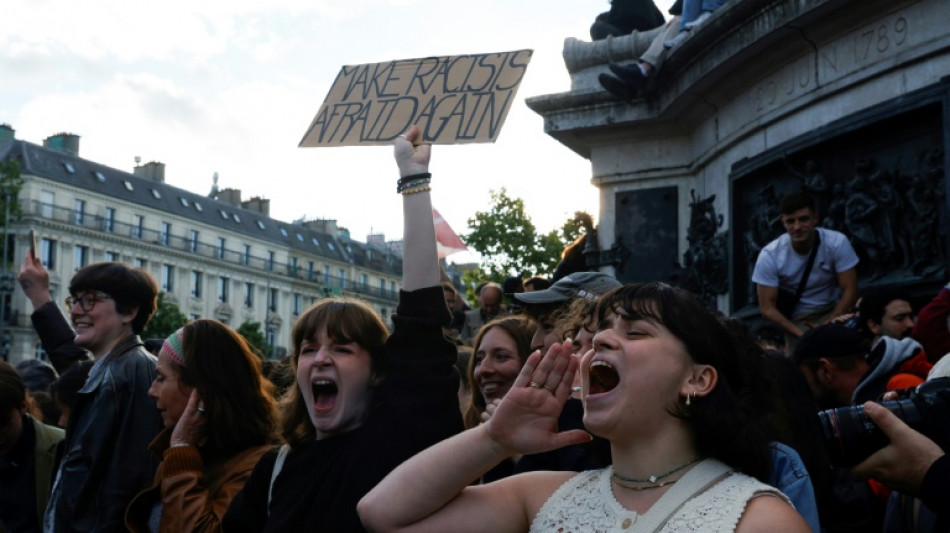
312, 379, 338, 414
588, 361, 619, 395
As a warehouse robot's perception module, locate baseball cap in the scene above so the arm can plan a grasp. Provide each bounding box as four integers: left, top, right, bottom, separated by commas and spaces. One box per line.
513, 272, 621, 306
793, 323, 869, 363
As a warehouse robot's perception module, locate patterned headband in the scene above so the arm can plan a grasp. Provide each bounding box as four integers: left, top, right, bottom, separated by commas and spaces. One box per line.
161, 327, 186, 367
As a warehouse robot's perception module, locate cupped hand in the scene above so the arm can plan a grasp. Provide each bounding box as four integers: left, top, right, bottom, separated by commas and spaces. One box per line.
394, 125, 430, 177
484, 341, 591, 456
170, 390, 207, 447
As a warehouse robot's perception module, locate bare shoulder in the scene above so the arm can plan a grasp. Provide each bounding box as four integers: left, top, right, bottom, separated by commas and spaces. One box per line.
735, 492, 810, 533
503, 471, 578, 519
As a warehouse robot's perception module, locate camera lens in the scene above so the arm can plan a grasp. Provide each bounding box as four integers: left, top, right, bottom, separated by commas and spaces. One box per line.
817, 399, 920, 467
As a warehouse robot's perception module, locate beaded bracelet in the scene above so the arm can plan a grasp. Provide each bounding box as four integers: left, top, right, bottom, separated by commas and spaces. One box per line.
397, 172, 432, 194
401, 185, 431, 196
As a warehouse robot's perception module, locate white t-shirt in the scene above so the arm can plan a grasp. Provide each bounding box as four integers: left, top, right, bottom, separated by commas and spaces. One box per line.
751, 228, 859, 316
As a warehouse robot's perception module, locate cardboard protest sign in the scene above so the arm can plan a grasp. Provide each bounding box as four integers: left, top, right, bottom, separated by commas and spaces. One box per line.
299, 49, 533, 147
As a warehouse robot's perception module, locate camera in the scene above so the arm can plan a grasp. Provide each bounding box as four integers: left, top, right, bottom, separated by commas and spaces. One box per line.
817, 377, 950, 467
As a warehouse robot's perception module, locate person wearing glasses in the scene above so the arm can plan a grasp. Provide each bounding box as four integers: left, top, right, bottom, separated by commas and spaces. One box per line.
19, 256, 163, 532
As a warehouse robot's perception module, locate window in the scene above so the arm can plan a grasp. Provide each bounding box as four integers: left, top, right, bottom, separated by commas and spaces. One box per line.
40, 238, 56, 268
268, 288, 278, 312
242, 244, 251, 266
290, 257, 299, 276
161, 264, 174, 292
219, 210, 229, 220
217, 237, 226, 259
40, 191, 54, 219
123, 180, 134, 191
160, 222, 171, 245
265, 329, 275, 354
339, 268, 346, 289
308, 261, 315, 281
312, 237, 321, 247
328, 241, 336, 251
244, 282, 254, 308
189, 230, 199, 253
323, 265, 330, 285
63, 162, 75, 174
296, 233, 304, 242
361, 274, 368, 291
179, 197, 189, 207
133, 215, 144, 239
103, 207, 115, 233
233, 214, 241, 223
279, 227, 288, 237
93, 171, 106, 182
194, 202, 203, 212
150, 189, 161, 199
133, 257, 146, 268
104, 251, 118, 262
190, 271, 203, 298
379, 277, 385, 295
256, 220, 265, 230
390, 281, 397, 298
218, 277, 229, 303
73, 245, 88, 268
293, 293, 302, 315
73, 199, 86, 225
267, 251, 275, 272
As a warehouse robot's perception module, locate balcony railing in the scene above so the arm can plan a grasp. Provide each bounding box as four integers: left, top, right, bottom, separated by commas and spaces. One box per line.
25, 200, 399, 302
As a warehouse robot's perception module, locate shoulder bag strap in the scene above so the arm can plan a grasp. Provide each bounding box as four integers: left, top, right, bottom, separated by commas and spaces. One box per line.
267, 444, 291, 517
791, 229, 821, 310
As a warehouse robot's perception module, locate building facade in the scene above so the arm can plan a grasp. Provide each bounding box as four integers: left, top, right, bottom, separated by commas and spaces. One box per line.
527, 0, 949, 313
0, 126, 402, 364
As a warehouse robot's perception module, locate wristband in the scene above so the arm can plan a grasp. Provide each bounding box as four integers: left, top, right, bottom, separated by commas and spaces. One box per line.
397, 173, 431, 194
170, 441, 192, 448
401, 186, 431, 196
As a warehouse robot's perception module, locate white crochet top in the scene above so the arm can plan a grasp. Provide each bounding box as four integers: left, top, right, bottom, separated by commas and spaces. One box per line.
529, 459, 789, 532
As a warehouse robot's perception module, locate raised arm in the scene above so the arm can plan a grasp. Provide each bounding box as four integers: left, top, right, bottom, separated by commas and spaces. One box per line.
396, 125, 439, 292
18, 252, 90, 372
357, 341, 590, 532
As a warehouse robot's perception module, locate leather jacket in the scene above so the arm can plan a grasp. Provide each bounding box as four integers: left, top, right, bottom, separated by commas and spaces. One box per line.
45, 335, 163, 532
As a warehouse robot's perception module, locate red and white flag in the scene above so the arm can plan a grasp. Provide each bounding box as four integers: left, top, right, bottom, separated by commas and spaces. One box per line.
433, 208, 468, 258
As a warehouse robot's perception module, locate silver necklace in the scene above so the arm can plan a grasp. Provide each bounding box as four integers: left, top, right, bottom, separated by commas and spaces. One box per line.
611, 456, 702, 484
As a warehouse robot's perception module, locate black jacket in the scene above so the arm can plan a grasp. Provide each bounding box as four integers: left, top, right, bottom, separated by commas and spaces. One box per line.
45, 333, 163, 532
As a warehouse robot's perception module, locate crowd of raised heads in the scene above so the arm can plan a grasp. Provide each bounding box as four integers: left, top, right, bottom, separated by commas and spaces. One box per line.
1, 126, 948, 533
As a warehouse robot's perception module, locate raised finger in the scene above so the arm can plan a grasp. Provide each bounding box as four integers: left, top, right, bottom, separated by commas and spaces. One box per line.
543, 341, 574, 394
512, 349, 542, 389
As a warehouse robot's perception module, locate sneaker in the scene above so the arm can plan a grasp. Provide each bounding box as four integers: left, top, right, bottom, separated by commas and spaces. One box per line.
598, 73, 638, 102
663, 30, 690, 49
683, 11, 712, 30
608, 63, 649, 94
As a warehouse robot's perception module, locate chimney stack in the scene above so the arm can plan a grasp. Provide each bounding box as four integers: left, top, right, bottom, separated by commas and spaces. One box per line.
217, 188, 242, 207
43, 132, 80, 156
133, 161, 166, 183
0, 124, 14, 143
241, 196, 270, 216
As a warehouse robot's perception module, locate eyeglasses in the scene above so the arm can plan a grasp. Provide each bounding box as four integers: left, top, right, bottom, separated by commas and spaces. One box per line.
65, 292, 112, 312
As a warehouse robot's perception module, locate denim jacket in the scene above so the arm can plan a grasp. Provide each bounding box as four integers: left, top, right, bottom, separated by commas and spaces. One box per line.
770, 441, 821, 533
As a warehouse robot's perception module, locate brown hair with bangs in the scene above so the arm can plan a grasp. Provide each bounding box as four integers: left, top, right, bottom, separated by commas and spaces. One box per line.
69, 262, 158, 333
282, 298, 389, 446
174, 319, 279, 458
462, 315, 535, 429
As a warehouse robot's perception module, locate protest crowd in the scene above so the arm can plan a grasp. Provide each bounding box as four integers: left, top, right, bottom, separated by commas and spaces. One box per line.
2, 2, 950, 533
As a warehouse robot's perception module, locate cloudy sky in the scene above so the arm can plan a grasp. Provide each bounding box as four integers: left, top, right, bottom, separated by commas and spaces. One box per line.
0, 0, 638, 265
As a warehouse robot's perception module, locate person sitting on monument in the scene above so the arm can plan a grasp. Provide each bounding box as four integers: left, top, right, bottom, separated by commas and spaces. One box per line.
590, 0, 666, 40
751, 191, 859, 350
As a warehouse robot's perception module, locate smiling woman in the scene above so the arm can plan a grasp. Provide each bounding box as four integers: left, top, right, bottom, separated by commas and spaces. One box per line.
221, 126, 463, 532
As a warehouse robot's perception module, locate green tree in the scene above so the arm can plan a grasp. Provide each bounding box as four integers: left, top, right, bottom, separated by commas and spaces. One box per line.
142, 292, 188, 340
237, 321, 268, 360
462, 188, 592, 294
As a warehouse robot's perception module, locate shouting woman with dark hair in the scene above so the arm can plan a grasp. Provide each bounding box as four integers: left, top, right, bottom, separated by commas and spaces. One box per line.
222, 125, 462, 532
359, 282, 810, 533
125, 319, 279, 532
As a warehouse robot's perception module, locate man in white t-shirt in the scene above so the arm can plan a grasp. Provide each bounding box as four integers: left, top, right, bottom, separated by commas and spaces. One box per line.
752, 192, 859, 345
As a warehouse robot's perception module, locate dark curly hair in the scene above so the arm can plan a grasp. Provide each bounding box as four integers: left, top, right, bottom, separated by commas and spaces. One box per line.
595, 283, 774, 482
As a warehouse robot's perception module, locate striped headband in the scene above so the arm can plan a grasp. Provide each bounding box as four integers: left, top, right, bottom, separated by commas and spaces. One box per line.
161, 327, 186, 367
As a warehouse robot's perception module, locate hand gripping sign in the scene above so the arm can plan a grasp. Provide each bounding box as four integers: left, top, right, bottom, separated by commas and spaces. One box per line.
299, 50, 533, 147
